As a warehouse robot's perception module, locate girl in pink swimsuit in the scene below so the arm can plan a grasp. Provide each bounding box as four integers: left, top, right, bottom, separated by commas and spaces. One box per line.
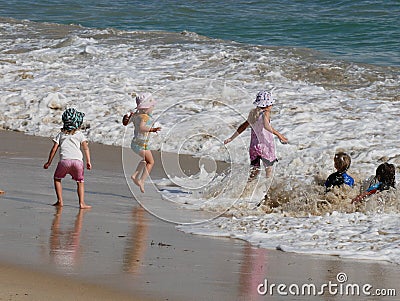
224, 90, 288, 181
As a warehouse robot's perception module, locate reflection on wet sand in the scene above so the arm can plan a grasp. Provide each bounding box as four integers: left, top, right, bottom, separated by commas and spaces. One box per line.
123, 206, 149, 274
49, 207, 88, 271
239, 244, 268, 300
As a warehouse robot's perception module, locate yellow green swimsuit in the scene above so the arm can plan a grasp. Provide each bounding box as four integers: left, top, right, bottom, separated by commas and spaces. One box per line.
131, 113, 152, 153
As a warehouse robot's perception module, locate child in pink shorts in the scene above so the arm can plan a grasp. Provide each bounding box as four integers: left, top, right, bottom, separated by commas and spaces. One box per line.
44, 108, 92, 209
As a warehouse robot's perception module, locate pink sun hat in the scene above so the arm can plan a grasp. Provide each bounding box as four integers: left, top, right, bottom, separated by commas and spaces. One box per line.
135, 92, 156, 109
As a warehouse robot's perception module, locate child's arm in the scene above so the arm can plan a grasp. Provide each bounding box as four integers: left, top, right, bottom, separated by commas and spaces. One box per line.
351, 189, 378, 204
43, 142, 59, 169
262, 112, 288, 143
351, 191, 372, 204
81, 141, 92, 170
224, 121, 249, 144
122, 112, 134, 126
352, 181, 381, 204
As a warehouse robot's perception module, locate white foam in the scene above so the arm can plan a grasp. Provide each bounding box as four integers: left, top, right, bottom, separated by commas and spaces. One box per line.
179, 211, 400, 265
1, 19, 400, 264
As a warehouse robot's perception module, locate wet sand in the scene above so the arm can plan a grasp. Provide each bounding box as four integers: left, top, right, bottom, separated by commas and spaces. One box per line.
0, 130, 399, 301
0, 262, 143, 301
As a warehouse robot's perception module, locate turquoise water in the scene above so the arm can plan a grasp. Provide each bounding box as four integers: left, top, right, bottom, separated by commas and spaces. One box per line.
1, 1, 400, 267
1, 0, 399, 66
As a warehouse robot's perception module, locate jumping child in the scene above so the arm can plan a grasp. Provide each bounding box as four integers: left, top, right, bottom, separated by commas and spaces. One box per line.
123, 93, 161, 193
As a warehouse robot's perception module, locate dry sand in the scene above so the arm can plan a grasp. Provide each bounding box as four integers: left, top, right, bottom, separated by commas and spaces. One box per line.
0, 130, 399, 301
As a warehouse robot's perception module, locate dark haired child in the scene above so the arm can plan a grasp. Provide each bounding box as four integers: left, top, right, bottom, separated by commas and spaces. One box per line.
352, 162, 396, 204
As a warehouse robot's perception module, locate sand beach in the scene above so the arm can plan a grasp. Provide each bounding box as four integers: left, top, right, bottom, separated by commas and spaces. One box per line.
0, 129, 399, 301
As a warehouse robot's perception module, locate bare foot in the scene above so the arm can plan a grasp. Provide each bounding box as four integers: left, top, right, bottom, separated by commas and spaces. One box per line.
132, 175, 145, 193
0, 190, 5, 195
52, 201, 63, 207
138, 181, 145, 193
131, 171, 139, 183
79, 204, 92, 209
131, 174, 139, 184
134, 179, 145, 193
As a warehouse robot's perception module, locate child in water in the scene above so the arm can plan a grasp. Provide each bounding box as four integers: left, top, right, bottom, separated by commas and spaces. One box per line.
224, 90, 288, 188
43, 108, 92, 209
352, 162, 396, 204
325, 152, 354, 192
123, 93, 161, 193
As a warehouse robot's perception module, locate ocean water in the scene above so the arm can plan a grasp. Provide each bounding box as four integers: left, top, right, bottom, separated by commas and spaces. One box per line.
1, 1, 400, 265
2, 0, 400, 66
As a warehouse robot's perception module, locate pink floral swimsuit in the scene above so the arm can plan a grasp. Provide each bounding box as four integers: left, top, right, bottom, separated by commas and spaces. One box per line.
249, 112, 277, 167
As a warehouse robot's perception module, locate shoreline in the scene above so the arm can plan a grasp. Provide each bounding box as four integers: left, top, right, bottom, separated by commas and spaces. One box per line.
1, 129, 399, 300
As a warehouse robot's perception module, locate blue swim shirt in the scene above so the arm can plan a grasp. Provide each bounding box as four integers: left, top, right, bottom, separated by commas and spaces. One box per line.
325, 171, 354, 189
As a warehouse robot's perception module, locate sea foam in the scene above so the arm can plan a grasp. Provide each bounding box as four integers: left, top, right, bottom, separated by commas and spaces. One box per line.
1, 19, 400, 264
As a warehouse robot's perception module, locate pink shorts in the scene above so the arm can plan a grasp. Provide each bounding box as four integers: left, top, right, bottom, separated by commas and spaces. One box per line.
54, 159, 84, 182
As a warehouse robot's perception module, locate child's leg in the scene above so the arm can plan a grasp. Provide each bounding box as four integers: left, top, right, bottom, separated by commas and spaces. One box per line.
132, 150, 154, 193
132, 165, 146, 193
256, 165, 274, 208
53, 179, 63, 206
248, 166, 260, 181
132, 153, 147, 182
248, 156, 261, 182
77, 181, 91, 209
265, 166, 273, 178
140, 150, 155, 182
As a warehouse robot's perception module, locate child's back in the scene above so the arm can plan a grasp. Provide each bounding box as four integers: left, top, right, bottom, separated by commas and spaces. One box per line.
55, 130, 86, 161
325, 152, 354, 191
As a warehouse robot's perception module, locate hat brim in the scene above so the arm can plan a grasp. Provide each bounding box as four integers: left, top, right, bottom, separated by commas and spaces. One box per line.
136, 100, 156, 109
253, 101, 274, 107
